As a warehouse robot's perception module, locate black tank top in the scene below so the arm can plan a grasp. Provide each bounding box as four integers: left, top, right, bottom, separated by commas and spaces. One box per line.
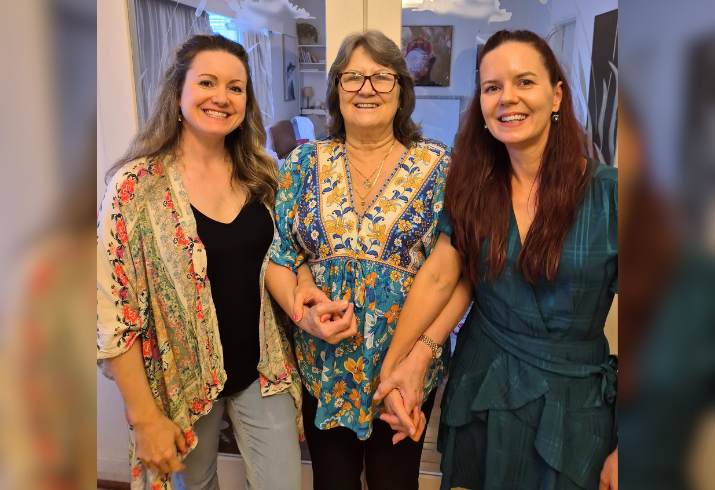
191, 200, 274, 397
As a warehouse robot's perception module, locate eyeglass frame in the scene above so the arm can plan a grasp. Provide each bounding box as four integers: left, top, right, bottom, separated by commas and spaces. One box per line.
337, 71, 401, 93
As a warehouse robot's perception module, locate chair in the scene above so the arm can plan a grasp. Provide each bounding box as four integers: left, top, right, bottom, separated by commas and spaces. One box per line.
266, 120, 298, 160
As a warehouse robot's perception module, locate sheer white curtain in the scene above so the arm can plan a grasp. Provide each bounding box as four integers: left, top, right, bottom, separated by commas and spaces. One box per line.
134, 0, 212, 126
241, 31, 274, 125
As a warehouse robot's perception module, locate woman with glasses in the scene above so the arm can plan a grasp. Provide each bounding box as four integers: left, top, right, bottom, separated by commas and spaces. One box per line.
265, 30, 468, 490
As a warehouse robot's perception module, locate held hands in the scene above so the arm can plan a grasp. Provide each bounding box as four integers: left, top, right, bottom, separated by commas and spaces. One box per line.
292, 275, 358, 344
382, 390, 426, 444
374, 341, 433, 443
132, 410, 188, 476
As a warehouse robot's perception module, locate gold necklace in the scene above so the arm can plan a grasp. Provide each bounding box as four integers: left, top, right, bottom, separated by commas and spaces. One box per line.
346, 139, 395, 189
349, 158, 381, 188
347, 139, 396, 207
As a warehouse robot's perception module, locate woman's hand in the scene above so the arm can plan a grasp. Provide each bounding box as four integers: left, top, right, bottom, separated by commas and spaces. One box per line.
105, 342, 187, 477
599, 447, 618, 490
381, 389, 425, 443
294, 300, 358, 344
132, 411, 188, 476
375, 340, 432, 412
374, 341, 433, 441
293, 278, 331, 322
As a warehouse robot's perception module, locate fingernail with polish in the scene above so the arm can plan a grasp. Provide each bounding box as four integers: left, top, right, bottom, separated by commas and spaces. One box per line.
294, 314, 299, 321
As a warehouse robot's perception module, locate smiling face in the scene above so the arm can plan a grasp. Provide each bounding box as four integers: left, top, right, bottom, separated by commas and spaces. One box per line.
479, 42, 562, 152
339, 46, 401, 137
179, 50, 248, 141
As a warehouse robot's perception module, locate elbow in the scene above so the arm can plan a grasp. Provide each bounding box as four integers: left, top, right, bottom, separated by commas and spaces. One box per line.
422, 266, 459, 295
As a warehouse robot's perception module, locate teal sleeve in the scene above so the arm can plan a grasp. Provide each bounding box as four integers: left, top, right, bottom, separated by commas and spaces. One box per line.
270, 144, 312, 272
436, 206, 453, 238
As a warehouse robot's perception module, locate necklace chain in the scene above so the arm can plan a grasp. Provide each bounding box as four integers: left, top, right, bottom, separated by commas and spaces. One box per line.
346, 139, 395, 207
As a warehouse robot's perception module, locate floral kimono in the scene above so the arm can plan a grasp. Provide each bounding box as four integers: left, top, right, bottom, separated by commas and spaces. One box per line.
97, 156, 302, 490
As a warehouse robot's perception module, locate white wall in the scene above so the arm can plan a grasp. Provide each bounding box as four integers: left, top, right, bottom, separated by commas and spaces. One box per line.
270, 27, 300, 123
271, 0, 328, 130
402, 0, 553, 116
401, 0, 617, 120
550, 0, 618, 123
97, 0, 140, 482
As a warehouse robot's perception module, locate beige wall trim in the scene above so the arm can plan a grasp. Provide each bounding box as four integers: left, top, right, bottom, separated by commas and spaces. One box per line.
363, 0, 368, 31
366, 0, 402, 47
326, 0, 403, 70
326, 0, 364, 69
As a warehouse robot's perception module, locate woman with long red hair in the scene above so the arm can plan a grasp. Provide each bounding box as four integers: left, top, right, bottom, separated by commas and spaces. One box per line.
374, 30, 618, 489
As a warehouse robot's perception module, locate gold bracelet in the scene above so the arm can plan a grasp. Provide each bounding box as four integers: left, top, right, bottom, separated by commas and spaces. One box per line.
418, 334, 443, 359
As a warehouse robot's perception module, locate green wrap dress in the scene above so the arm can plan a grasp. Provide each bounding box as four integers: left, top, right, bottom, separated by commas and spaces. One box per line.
437, 160, 618, 490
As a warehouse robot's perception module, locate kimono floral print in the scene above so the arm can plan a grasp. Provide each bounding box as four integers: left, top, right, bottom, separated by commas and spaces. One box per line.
97, 156, 302, 490
272, 137, 450, 439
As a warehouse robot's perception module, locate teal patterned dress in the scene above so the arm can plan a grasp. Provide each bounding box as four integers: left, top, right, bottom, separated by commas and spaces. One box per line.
271, 137, 451, 439
437, 160, 618, 490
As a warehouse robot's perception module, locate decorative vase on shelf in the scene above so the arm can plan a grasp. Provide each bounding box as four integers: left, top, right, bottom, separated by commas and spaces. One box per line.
297, 23, 319, 45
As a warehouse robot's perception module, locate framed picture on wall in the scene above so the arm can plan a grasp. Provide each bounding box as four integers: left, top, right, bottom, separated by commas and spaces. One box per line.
401, 25, 453, 87
283, 34, 298, 101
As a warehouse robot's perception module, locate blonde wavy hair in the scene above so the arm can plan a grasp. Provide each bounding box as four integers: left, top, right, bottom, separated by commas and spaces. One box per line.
107, 34, 278, 205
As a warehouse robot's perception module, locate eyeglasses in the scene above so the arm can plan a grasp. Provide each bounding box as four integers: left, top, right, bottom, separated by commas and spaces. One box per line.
338, 72, 400, 93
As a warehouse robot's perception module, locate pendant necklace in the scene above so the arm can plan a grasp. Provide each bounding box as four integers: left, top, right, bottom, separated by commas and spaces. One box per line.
347, 139, 395, 190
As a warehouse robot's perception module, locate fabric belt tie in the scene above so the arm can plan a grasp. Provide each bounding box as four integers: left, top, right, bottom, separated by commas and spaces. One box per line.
461, 307, 618, 488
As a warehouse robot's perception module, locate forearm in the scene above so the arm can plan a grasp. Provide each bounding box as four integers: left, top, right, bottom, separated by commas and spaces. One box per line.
105, 341, 161, 425
382, 275, 470, 376
265, 260, 299, 315
296, 262, 316, 287
422, 276, 472, 345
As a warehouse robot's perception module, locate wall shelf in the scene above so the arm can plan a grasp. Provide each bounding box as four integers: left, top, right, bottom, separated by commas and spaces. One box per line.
300, 108, 327, 115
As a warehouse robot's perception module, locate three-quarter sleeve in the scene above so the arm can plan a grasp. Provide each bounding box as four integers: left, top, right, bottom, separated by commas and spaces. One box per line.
270, 144, 312, 272
96, 170, 143, 372
427, 148, 450, 248
436, 206, 454, 239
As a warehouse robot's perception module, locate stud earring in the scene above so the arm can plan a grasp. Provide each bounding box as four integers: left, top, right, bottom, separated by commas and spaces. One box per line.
552, 112, 559, 122
484, 123, 488, 129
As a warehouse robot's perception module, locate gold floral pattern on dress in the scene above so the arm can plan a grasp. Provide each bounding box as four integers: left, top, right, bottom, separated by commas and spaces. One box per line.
271, 138, 450, 439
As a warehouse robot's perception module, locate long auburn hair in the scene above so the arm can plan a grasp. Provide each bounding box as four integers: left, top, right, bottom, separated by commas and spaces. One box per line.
107, 34, 278, 205
446, 30, 593, 285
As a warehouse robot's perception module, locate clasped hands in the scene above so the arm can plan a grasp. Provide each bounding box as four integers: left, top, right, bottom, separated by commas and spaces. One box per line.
293, 279, 431, 444
292, 277, 358, 344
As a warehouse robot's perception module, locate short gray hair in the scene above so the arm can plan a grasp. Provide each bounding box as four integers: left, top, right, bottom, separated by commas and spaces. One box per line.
325, 30, 421, 145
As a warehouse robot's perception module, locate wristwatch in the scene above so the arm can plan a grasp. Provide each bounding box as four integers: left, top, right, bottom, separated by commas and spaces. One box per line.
418, 334, 443, 359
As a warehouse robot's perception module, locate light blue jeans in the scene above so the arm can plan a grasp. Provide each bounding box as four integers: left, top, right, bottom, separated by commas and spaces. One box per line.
174, 378, 301, 490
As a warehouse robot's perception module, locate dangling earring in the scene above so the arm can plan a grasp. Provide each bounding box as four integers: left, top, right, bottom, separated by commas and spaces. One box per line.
552, 112, 559, 122
178, 110, 182, 122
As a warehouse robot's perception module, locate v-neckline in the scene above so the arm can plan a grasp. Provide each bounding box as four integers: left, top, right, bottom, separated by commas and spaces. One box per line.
508, 203, 524, 254
190, 203, 244, 226
342, 143, 411, 223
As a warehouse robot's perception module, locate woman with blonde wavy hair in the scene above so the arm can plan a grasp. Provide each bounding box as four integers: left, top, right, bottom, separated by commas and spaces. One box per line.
97, 34, 302, 490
